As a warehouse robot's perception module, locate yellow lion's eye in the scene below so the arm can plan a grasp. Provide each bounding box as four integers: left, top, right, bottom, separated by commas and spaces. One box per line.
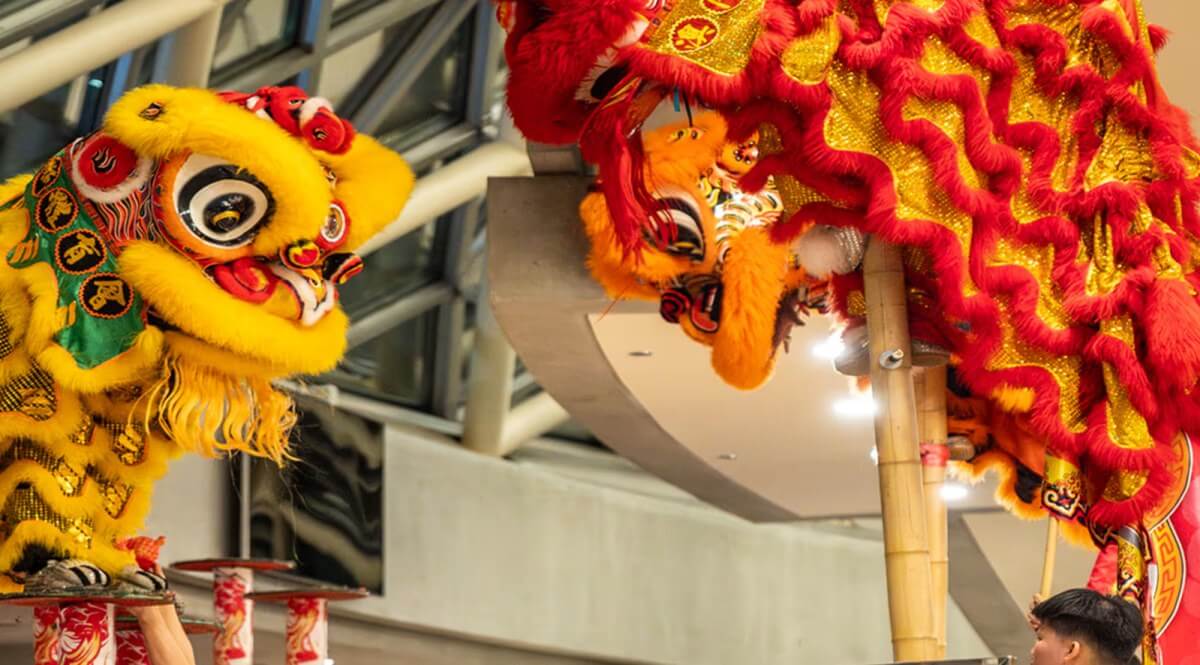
174, 154, 274, 248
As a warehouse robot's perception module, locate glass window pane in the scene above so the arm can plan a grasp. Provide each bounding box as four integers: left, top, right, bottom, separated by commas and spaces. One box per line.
329, 308, 437, 407
316, 7, 430, 111
0, 6, 123, 179
0, 0, 105, 52
377, 11, 473, 136
338, 221, 441, 318
0, 82, 83, 179
249, 401, 384, 593
212, 0, 303, 76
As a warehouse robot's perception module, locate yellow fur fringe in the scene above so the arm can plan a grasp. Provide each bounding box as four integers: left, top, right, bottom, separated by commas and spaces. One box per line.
990, 385, 1035, 413
0, 521, 135, 579
140, 347, 296, 464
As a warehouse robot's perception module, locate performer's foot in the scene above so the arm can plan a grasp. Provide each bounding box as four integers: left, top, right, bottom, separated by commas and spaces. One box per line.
23, 559, 110, 592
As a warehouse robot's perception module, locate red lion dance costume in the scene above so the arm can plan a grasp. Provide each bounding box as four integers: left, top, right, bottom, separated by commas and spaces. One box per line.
498, 0, 1200, 661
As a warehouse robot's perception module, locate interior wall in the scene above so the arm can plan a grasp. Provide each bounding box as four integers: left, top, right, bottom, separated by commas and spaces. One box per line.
132, 423, 992, 665
1146, 1, 1200, 116
142, 453, 232, 564
332, 425, 990, 665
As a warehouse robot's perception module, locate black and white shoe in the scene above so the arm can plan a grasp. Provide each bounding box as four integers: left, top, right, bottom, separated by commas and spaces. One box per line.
24, 559, 110, 592
116, 566, 168, 593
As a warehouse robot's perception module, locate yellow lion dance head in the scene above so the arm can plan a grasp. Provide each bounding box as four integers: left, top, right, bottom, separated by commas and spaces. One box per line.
0, 84, 411, 585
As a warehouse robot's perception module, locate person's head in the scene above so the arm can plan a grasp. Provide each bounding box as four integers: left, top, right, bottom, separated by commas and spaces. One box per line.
1030, 588, 1143, 665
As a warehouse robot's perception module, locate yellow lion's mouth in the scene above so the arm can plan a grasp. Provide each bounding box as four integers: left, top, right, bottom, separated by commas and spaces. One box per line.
207, 256, 343, 326
119, 241, 349, 375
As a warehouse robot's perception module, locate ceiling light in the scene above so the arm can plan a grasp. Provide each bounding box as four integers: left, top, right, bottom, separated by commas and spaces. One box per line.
812, 334, 846, 360
940, 482, 970, 502
833, 393, 876, 418
869, 446, 878, 465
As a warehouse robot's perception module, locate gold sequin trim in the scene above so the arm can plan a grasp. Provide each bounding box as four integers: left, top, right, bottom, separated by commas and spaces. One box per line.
99, 478, 133, 519
780, 15, 840, 85
0, 367, 57, 420
824, 62, 980, 296
0, 439, 87, 497
986, 300, 1085, 432
0, 487, 92, 547
101, 421, 146, 466
68, 416, 94, 447
0, 309, 13, 360
846, 290, 867, 317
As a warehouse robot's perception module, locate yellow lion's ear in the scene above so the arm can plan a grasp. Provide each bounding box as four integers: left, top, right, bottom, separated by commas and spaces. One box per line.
102, 84, 199, 158
323, 134, 414, 252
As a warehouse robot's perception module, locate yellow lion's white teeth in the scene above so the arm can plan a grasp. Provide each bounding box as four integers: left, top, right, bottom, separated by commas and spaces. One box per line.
268, 263, 336, 326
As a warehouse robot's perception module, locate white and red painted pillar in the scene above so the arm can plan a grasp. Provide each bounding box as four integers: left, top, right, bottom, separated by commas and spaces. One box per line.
171, 558, 295, 665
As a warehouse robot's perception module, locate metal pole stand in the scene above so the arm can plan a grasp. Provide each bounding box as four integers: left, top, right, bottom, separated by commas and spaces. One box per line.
247, 587, 369, 665
171, 558, 296, 665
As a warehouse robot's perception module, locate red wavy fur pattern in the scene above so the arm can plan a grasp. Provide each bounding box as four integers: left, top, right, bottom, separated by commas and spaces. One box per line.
498, 0, 1200, 544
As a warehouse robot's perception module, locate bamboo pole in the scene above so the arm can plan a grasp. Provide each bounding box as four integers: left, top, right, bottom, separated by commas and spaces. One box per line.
916, 365, 950, 660
1040, 518, 1059, 598
863, 237, 938, 661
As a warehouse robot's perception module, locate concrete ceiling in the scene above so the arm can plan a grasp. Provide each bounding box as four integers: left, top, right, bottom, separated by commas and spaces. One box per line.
592, 311, 1000, 518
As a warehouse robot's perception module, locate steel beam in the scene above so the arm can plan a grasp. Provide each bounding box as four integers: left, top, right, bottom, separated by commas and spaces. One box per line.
350, 0, 477, 134
163, 6, 223, 87
0, 0, 228, 114
357, 141, 530, 257
346, 281, 455, 350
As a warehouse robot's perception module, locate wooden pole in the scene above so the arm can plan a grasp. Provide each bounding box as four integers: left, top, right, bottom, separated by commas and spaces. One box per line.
1040, 518, 1059, 598
863, 237, 938, 661
916, 365, 949, 659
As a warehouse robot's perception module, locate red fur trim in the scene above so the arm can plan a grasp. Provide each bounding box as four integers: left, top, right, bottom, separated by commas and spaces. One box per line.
504, 0, 646, 144
1083, 405, 1169, 473
1143, 279, 1200, 391
1086, 464, 1172, 528
1083, 334, 1157, 421
1147, 24, 1169, 53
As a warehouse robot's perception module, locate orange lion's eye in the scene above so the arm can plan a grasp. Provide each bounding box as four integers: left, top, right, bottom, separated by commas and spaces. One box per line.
645, 192, 705, 262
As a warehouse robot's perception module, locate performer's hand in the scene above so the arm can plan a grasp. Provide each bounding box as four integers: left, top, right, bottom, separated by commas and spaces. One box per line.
1027, 593, 1044, 631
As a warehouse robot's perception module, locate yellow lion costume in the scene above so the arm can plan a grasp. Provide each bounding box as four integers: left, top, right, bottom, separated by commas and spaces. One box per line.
580, 112, 832, 390
0, 85, 412, 591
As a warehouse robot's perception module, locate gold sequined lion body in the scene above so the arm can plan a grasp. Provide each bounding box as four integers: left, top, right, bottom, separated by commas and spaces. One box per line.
0, 84, 412, 590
